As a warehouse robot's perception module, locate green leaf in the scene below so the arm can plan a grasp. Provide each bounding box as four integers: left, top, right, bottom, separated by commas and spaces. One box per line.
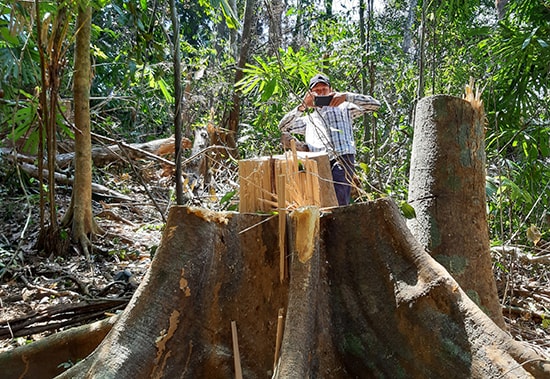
157, 78, 174, 103
220, 190, 236, 204
261, 78, 277, 102
214, 0, 240, 29
399, 201, 416, 219
357, 162, 369, 174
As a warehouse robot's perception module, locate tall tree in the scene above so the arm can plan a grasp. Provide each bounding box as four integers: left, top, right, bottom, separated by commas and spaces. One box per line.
61, 0, 96, 258
266, 0, 283, 55
169, 0, 184, 205
34, 0, 71, 254
221, 0, 257, 156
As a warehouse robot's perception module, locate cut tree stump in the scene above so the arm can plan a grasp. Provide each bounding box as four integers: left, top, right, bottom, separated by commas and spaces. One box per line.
238, 151, 338, 213
408, 95, 505, 329
53, 200, 549, 378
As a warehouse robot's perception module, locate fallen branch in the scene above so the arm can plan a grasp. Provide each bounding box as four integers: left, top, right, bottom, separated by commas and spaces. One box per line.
492, 246, 550, 265
1, 135, 183, 170
502, 305, 550, 322
0, 298, 128, 339
19, 162, 132, 202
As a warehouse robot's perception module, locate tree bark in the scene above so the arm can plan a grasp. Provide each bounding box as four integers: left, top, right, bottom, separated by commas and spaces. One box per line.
0, 316, 116, 379
55, 200, 548, 378
266, 0, 283, 55
169, 0, 184, 205
219, 0, 256, 157
407, 95, 506, 329
61, 3, 95, 258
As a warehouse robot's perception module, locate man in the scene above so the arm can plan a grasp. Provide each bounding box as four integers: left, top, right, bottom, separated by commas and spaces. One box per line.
278, 73, 381, 206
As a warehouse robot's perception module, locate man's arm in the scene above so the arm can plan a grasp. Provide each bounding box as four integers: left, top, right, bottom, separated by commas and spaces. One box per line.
342, 92, 381, 119
278, 106, 307, 134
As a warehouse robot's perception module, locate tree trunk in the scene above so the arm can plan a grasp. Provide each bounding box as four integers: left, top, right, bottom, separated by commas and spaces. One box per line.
219, 0, 256, 157
55, 200, 549, 378
495, 0, 509, 20
407, 95, 506, 329
403, 0, 418, 55
417, 0, 426, 101
34, 0, 70, 253
169, 0, 184, 205
266, 0, 283, 55
61, 4, 95, 258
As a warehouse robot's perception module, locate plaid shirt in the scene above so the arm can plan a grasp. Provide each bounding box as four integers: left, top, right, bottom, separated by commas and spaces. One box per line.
278, 92, 380, 159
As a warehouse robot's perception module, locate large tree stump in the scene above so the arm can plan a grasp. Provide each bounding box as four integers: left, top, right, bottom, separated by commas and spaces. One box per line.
407, 95, 506, 329
54, 200, 549, 378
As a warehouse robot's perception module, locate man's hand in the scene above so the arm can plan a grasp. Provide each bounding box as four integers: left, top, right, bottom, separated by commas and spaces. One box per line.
329, 92, 347, 106
298, 91, 316, 111
281, 132, 309, 151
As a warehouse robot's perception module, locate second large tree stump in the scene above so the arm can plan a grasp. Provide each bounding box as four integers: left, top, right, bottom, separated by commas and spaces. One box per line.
407, 95, 505, 329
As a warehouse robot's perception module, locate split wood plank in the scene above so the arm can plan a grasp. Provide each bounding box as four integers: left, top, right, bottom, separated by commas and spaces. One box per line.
238, 152, 337, 213
231, 320, 243, 379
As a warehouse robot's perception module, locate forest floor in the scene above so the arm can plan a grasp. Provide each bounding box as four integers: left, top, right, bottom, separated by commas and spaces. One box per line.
0, 156, 549, 361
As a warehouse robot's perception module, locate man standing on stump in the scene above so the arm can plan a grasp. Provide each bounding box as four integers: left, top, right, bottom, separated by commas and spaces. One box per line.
278, 73, 380, 206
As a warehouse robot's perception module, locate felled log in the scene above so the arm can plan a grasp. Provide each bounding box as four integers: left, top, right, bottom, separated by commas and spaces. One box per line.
57, 134, 191, 168
54, 200, 549, 378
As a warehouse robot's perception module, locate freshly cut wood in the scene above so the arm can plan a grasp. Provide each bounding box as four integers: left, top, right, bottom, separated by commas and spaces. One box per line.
277, 174, 287, 282
238, 151, 337, 213
53, 200, 549, 378
231, 321, 243, 379
238, 156, 274, 213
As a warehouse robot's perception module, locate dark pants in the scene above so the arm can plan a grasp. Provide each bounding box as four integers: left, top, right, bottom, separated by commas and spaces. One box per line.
331, 154, 355, 206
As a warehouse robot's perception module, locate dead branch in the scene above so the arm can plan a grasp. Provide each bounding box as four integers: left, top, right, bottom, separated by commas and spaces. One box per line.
19, 162, 132, 202
492, 246, 550, 265
0, 298, 128, 339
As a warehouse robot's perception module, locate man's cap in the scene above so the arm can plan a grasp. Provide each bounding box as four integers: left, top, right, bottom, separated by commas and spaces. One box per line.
309, 74, 331, 89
